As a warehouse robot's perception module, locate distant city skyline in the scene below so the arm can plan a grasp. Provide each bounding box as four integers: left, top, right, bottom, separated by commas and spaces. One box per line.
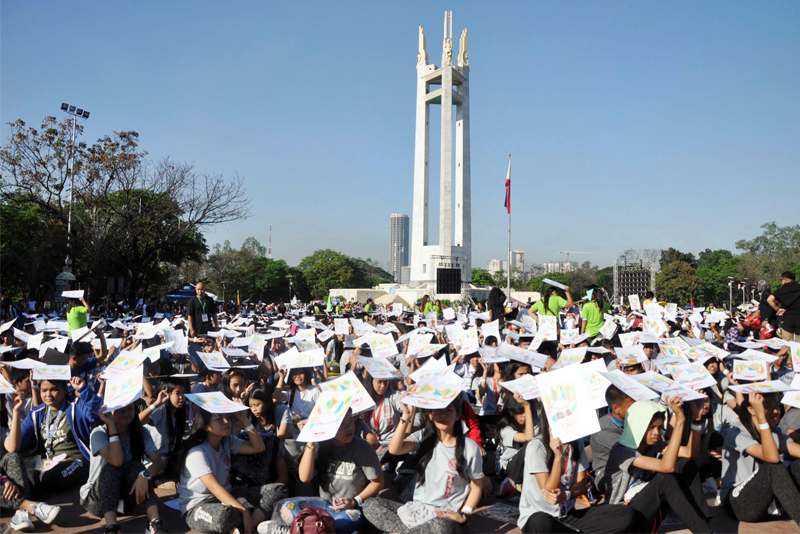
3, 2, 798, 271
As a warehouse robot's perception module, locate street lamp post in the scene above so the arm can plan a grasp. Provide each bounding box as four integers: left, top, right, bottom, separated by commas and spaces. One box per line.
286, 275, 293, 302
60, 103, 90, 273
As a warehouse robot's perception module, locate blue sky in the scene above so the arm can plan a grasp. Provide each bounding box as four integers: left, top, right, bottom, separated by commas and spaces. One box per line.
3, 1, 798, 273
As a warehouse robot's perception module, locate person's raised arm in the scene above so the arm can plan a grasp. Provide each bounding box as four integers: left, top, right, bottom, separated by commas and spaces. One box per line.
742, 393, 780, 463
4, 394, 25, 453
534, 437, 564, 491
95, 327, 108, 362
388, 397, 418, 455
297, 442, 316, 482
632, 397, 684, 474
563, 287, 573, 309
678, 400, 703, 459
767, 294, 783, 315
96, 406, 124, 467
513, 393, 535, 443
236, 410, 265, 454
80, 296, 92, 316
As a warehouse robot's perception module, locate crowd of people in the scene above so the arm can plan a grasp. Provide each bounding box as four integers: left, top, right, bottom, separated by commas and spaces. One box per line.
0, 269, 799, 534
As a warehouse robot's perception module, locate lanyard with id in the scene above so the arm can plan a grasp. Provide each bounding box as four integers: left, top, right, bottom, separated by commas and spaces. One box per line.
44, 407, 66, 459
198, 296, 209, 323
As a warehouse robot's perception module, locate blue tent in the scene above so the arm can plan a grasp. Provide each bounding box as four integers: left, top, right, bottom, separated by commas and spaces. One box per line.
164, 283, 218, 301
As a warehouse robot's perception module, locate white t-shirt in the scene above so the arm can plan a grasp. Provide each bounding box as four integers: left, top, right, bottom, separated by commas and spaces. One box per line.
288, 386, 320, 419
409, 430, 484, 511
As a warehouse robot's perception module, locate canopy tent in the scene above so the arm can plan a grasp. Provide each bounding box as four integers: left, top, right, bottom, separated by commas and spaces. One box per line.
164, 283, 218, 302
375, 293, 410, 306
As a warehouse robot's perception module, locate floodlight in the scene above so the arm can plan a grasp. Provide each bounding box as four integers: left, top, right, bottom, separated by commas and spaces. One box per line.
82, 111, 90, 119
61, 103, 68, 111
76, 109, 83, 115
68, 105, 76, 113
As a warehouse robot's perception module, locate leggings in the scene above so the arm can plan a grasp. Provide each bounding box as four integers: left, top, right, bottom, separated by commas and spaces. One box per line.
727, 459, 800, 523
362, 496, 465, 534
522, 504, 636, 534
0, 453, 29, 511
629, 458, 711, 534
28, 457, 89, 500
80, 461, 157, 517
185, 484, 289, 533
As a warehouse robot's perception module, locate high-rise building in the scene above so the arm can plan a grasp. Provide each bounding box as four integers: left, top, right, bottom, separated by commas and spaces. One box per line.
486, 259, 508, 274
542, 261, 578, 274
511, 250, 525, 272
409, 11, 471, 287
389, 214, 410, 282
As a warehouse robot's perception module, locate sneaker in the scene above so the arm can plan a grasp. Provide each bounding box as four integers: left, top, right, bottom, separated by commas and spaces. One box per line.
31, 502, 61, 525
701, 477, 718, 495
9, 510, 34, 532
497, 477, 517, 497
148, 518, 168, 534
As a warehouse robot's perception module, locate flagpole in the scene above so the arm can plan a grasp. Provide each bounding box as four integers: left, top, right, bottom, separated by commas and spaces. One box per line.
507, 154, 511, 307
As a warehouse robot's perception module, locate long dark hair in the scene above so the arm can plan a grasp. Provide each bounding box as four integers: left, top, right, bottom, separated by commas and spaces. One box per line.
107, 404, 146, 462
288, 368, 313, 412
496, 395, 531, 435
542, 287, 558, 315
736, 393, 781, 443
160, 379, 188, 454
178, 407, 214, 471
415, 399, 466, 487
316, 409, 354, 491
591, 287, 606, 314
248, 384, 277, 428
221, 369, 247, 400
537, 402, 574, 470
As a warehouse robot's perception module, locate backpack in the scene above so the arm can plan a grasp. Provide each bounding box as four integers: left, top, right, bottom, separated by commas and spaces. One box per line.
289, 507, 335, 534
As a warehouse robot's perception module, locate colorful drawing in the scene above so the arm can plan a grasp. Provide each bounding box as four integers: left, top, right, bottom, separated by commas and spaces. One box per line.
560, 328, 580, 344
32, 365, 72, 381
789, 342, 800, 372
334, 319, 350, 335
534, 316, 558, 343
368, 333, 399, 359
732, 359, 769, 381
631, 371, 677, 393
320, 372, 376, 414
275, 348, 325, 370
580, 359, 611, 409
671, 363, 717, 390
521, 315, 537, 334
628, 294, 641, 312
0, 374, 14, 394
358, 356, 403, 380
407, 333, 433, 357
458, 328, 479, 354
660, 337, 691, 350
599, 370, 660, 401
480, 320, 501, 343
728, 380, 794, 394
411, 344, 447, 359
552, 347, 587, 370
499, 374, 540, 400
103, 367, 144, 412
186, 391, 251, 414
599, 320, 617, 340
402, 381, 462, 409
659, 346, 684, 359
495, 343, 548, 369
196, 351, 231, 371
642, 318, 664, 337
618, 332, 642, 348
537, 366, 600, 443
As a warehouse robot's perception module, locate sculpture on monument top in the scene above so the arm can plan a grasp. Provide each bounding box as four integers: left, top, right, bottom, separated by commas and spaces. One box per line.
417, 26, 428, 66
443, 10, 453, 66
458, 28, 469, 66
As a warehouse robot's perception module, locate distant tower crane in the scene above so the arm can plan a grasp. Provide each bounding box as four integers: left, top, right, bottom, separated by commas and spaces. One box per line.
559, 251, 595, 264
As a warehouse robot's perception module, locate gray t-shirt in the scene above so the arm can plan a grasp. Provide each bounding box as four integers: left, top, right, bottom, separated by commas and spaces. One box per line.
721, 422, 791, 500
365, 392, 403, 446
409, 430, 484, 511
149, 404, 171, 456
589, 414, 624, 486
178, 435, 245, 515
779, 408, 800, 436
603, 440, 666, 505
316, 437, 382, 502
80, 424, 158, 500
517, 438, 588, 529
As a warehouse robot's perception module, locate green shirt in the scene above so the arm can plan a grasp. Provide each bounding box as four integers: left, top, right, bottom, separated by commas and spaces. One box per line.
431, 305, 441, 317
364, 304, 374, 313
581, 301, 611, 336
423, 302, 433, 315
66, 306, 88, 334
532, 296, 567, 317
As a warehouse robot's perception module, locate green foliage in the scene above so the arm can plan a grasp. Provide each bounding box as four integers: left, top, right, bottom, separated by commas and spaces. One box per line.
660, 248, 696, 269
696, 249, 739, 306
297, 249, 380, 299
656, 261, 703, 305
471, 268, 495, 286
527, 272, 569, 293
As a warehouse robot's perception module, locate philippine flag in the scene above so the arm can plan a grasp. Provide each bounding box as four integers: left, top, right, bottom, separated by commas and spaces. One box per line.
503, 156, 511, 214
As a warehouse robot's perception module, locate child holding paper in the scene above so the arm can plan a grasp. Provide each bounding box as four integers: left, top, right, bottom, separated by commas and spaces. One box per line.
495, 393, 536, 497
601, 398, 712, 534
362, 376, 409, 462
140, 378, 188, 479
289, 408, 383, 531
80, 402, 168, 534
721, 392, 800, 524
276, 367, 320, 422
2, 395, 62, 532
177, 406, 289, 533
362, 397, 483, 534
516, 402, 635, 534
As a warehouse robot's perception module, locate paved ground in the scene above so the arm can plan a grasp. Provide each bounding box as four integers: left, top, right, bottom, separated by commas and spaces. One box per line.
2, 480, 800, 534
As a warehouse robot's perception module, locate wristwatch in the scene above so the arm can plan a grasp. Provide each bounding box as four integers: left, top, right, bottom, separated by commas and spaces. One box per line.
139, 470, 151, 481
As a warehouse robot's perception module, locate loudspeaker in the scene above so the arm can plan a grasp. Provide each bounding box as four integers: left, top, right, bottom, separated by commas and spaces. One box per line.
436, 268, 462, 294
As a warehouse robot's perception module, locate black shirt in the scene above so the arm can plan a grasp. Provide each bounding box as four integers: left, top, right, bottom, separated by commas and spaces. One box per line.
759, 288, 776, 327
773, 281, 800, 332
186, 295, 217, 335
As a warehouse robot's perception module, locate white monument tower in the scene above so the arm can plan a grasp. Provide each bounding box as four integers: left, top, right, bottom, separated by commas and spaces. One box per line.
409, 11, 471, 289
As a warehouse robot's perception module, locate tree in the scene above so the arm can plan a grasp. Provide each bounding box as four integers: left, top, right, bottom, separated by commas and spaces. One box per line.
298, 249, 364, 299
660, 248, 696, 270
656, 261, 703, 305
471, 268, 495, 287
251, 257, 292, 302
735, 222, 800, 285
565, 262, 598, 298
528, 272, 569, 294
0, 116, 251, 301
696, 249, 739, 307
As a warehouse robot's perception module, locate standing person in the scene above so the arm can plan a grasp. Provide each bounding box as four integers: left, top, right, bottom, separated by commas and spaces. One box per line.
580, 287, 611, 339
362, 398, 483, 534
419, 295, 432, 316
486, 287, 506, 326
768, 271, 800, 342
177, 406, 289, 533
528, 286, 573, 322
80, 402, 167, 534
186, 283, 218, 338
65, 294, 92, 335
744, 280, 776, 339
